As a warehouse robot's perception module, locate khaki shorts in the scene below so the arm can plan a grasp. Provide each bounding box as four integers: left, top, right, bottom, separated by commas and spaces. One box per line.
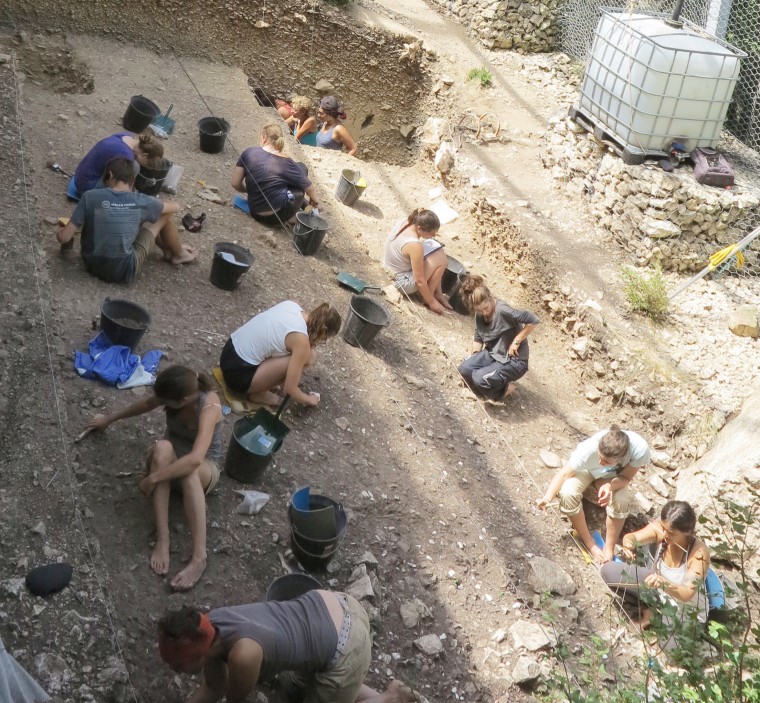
144, 443, 221, 495
132, 226, 156, 273
558, 469, 631, 519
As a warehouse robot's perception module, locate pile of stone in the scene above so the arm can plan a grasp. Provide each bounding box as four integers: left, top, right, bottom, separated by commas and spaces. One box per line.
427, 0, 561, 52
542, 116, 760, 273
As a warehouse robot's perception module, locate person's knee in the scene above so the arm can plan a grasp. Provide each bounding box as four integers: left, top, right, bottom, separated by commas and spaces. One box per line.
149, 440, 174, 470
559, 481, 583, 515
607, 488, 631, 519
180, 467, 202, 490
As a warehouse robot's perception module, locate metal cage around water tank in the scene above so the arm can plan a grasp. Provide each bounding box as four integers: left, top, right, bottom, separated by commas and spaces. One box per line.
572, 10, 746, 164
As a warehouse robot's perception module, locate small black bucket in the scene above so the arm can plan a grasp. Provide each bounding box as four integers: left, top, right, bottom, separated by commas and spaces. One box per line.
265, 573, 322, 602
100, 298, 151, 352
123, 95, 160, 133
287, 491, 347, 570
198, 117, 230, 154
292, 211, 329, 256
441, 255, 469, 315
343, 295, 391, 347
210, 242, 254, 291
224, 397, 290, 483
290, 530, 343, 571
135, 158, 172, 197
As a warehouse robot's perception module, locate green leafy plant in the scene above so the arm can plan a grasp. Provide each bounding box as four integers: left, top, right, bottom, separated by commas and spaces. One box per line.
466, 67, 493, 88
621, 263, 668, 319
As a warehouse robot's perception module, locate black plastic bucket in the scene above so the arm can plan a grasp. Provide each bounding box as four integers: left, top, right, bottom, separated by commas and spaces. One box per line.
224, 407, 290, 483
122, 96, 160, 133
198, 117, 230, 154
265, 573, 322, 602
99, 298, 151, 352
135, 158, 172, 196
343, 295, 391, 347
335, 169, 367, 206
209, 242, 254, 291
288, 494, 347, 542
441, 255, 469, 314
292, 212, 329, 256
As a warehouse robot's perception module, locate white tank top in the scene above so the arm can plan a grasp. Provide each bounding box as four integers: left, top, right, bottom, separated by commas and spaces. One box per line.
383, 218, 419, 275
655, 542, 709, 622
231, 301, 308, 365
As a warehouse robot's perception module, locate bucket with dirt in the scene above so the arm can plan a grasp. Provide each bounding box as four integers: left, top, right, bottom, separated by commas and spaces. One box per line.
265, 573, 322, 602
122, 95, 160, 133
198, 117, 230, 154
99, 298, 151, 352
343, 295, 391, 348
135, 158, 172, 197
292, 211, 329, 256
441, 255, 469, 314
209, 242, 254, 291
334, 169, 367, 207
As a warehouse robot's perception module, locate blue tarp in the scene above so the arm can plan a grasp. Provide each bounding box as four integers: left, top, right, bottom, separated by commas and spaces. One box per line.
74, 331, 162, 387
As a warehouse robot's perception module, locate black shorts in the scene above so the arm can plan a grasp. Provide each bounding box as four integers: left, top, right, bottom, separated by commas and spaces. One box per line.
220, 337, 258, 395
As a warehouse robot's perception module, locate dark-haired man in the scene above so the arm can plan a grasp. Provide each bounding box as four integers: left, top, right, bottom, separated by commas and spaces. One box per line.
57, 156, 197, 283
158, 590, 415, 703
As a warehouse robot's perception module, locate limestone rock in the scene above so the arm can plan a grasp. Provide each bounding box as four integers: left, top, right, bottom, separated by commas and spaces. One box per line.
511, 655, 541, 685
334, 417, 349, 431
649, 473, 670, 498
403, 374, 428, 390
728, 305, 759, 338
528, 556, 576, 595
354, 551, 379, 570
509, 619, 557, 651
413, 633, 443, 656
420, 117, 450, 147
0, 53, 11, 64
35, 652, 70, 692
650, 449, 673, 469
572, 337, 590, 359
565, 411, 597, 437
434, 142, 456, 173
400, 598, 431, 628
539, 449, 562, 468
634, 491, 654, 514
345, 573, 374, 601
382, 284, 402, 305
314, 79, 334, 93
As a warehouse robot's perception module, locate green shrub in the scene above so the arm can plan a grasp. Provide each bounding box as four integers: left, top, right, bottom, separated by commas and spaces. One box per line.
466, 66, 493, 88
621, 264, 668, 319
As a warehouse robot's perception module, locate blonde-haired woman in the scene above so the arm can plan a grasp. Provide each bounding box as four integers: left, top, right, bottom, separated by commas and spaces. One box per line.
220, 301, 341, 408
231, 124, 320, 226
286, 95, 319, 146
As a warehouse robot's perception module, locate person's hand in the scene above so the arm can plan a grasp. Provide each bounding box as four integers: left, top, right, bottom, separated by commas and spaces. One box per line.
597, 483, 612, 507
508, 341, 521, 357
138, 475, 156, 498
536, 496, 551, 510
620, 540, 637, 561
303, 392, 320, 407
59, 235, 74, 251
429, 300, 446, 315
86, 414, 110, 432
645, 573, 666, 589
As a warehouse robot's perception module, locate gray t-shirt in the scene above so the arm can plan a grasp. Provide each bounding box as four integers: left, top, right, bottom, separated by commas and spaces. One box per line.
474, 300, 540, 363
569, 429, 651, 480
71, 187, 163, 283
209, 591, 337, 681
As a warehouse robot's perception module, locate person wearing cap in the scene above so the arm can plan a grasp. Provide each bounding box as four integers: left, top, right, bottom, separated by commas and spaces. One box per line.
316, 96, 358, 156
157, 591, 416, 703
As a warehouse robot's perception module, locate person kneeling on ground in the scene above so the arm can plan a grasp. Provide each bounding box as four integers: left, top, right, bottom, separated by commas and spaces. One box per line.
231, 124, 320, 227
382, 208, 451, 315
158, 592, 416, 703
457, 274, 539, 401
601, 500, 710, 650
536, 425, 651, 563
85, 365, 222, 591
57, 157, 197, 283
220, 300, 341, 408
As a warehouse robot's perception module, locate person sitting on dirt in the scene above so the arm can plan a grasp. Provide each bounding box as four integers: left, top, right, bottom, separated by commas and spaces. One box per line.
601, 500, 710, 648
382, 208, 451, 315
220, 300, 341, 408
536, 425, 651, 564
157, 592, 416, 703
231, 124, 320, 227
84, 365, 222, 591
57, 156, 197, 282
457, 275, 539, 401
68, 131, 163, 200
316, 96, 358, 156
285, 94, 319, 146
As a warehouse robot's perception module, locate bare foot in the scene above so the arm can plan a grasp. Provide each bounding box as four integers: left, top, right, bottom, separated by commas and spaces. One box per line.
384, 681, 416, 703
150, 540, 170, 576
248, 390, 284, 409
171, 555, 207, 591
169, 245, 198, 265
435, 292, 454, 310
590, 544, 609, 564
502, 383, 517, 400
602, 545, 615, 564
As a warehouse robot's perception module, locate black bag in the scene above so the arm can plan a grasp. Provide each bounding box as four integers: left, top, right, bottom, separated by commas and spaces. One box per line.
692, 147, 734, 188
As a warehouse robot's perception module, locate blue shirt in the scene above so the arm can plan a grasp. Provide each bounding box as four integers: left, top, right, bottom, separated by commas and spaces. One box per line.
74, 133, 135, 192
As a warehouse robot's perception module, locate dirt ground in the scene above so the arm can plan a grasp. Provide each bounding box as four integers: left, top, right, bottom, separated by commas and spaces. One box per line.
0, 4, 749, 702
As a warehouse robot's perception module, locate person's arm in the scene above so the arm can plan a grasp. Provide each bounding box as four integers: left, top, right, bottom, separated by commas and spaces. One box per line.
224, 639, 263, 703
161, 199, 181, 215
536, 464, 576, 508
295, 116, 317, 141
607, 463, 640, 494
139, 395, 222, 494
620, 520, 663, 560
57, 198, 87, 246
231, 166, 246, 193
187, 655, 227, 703
86, 395, 162, 431
57, 220, 78, 246
304, 184, 319, 209
404, 241, 444, 314
470, 340, 484, 354
508, 322, 539, 357
646, 542, 710, 601
333, 124, 358, 157
283, 333, 319, 406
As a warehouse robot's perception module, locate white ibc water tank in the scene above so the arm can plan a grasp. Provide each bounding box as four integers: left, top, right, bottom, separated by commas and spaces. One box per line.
576, 12, 744, 162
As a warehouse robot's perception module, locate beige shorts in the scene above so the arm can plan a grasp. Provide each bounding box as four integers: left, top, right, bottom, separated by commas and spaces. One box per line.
144, 443, 220, 495
132, 226, 156, 272
558, 469, 631, 519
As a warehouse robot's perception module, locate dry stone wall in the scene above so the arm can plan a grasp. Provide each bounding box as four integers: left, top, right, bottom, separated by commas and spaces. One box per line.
1, 0, 429, 165
542, 116, 760, 272
427, 0, 560, 52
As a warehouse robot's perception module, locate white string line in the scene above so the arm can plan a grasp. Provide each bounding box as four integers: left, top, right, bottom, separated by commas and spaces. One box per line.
9, 52, 141, 703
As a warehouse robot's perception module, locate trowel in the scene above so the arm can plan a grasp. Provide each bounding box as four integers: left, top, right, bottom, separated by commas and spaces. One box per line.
336, 272, 381, 294
46, 160, 74, 178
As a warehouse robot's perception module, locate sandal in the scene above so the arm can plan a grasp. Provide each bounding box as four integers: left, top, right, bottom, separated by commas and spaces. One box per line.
181, 212, 206, 232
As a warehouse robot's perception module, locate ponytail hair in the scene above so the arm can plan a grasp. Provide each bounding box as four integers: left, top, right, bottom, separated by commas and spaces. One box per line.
598, 424, 631, 462
153, 365, 210, 401
261, 124, 285, 152
137, 132, 164, 166
391, 208, 441, 240
306, 303, 342, 345
459, 274, 494, 312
